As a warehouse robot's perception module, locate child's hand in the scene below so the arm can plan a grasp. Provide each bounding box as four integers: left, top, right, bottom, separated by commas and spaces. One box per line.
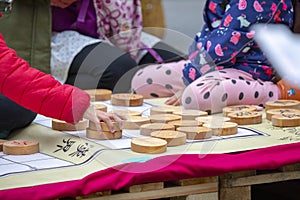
50, 0, 76, 8
83, 104, 126, 133
165, 89, 184, 106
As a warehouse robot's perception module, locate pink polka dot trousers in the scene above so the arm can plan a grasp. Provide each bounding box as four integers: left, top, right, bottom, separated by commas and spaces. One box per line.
131, 61, 279, 114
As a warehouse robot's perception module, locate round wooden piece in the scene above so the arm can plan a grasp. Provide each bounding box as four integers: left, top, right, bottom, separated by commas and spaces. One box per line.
266, 108, 300, 121
123, 116, 151, 129
109, 109, 141, 117
131, 138, 167, 154
203, 122, 238, 136
91, 102, 107, 112
52, 119, 88, 131
3, 140, 39, 155
89, 121, 121, 131
195, 116, 230, 123
222, 105, 257, 117
150, 114, 181, 123
168, 120, 203, 129
150, 106, 182, 115
86, 128, 122, 140
227, 111, 262, 125
140, 123, 175, 136
173, 109, 208, 120
151, 130, 186, 146
0, 139, 8, 151
176, 127, 212, 140
272, 112, 300, 127
85, 89, 112, 101
111, 93, 144, 106
265, 100, 300, 111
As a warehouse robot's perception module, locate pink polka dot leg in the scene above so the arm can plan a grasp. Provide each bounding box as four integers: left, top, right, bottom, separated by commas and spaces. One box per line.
181, 68, 279, 113
131, 60, 187, 98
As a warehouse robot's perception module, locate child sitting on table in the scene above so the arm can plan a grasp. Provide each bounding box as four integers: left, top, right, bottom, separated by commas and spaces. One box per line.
131, 0, 299, 114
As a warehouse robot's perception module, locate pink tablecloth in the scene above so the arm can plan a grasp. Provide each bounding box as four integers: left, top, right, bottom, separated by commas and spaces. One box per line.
2, 142, 300, 200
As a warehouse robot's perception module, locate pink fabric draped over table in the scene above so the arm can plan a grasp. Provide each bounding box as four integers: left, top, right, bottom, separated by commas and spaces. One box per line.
1, 142, 300, 200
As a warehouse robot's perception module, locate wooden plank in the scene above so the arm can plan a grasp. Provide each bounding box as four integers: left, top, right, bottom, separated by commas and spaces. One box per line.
88, 182, 218, 200
219, 186, 251, 200
222, 171, 300, 187
170, 177, 218, 186
128, 182, 164, 193
280, 163, 300, 172
170, 192, 218, 200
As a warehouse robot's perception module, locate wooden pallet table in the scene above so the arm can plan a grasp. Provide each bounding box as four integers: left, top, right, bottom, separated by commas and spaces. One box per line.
74, 163, 300, 200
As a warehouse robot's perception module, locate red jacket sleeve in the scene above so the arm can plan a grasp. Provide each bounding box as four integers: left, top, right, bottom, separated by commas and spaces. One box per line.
0, 34, 90, 124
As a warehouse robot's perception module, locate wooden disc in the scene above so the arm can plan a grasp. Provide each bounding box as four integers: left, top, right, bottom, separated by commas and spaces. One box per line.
0, 139, 8, 151
88, 121, 121, 131
91, 102, 107, 112
195, 116, 230, 123
151, 130, 186, 146
203, 122, 238, 136
222, 105, 257, 117
111, 93, 144, 106
227, 111, 262, 125
150, 114, 181, 123
85, 89, 112, 101
52, 119, 88, 131
150, 106, 182, 115
265, 100, 300, 111
131, 138, 167, 154
173, 109, 208, 120
123, 116, 151, 129
86, 128, 122, 140
3, 140, 39, 155
109, 109, 141, 117
272, 112, 300, 127
140, 123, 175, 136
168, 120, 203, 129
266, 108, 300, 121
176, 127, 212, 140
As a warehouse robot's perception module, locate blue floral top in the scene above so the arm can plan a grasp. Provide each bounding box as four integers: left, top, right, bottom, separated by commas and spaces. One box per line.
183, 0, 294, 85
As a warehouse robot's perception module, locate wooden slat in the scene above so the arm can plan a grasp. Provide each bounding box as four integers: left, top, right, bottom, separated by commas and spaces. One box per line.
219, 186, 251, 200
222, 171, 300, 187
170, 177, 218, 186
128, 182, 164, 193
89, 182, 218, 200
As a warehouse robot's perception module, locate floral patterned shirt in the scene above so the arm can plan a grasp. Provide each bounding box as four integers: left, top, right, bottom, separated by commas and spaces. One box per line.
183, 0, 294, 85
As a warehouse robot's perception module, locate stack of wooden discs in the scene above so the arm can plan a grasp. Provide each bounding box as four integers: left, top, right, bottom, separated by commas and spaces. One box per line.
140, 123, 175, 136
177, 126, 212, 140
150, 114, 181, 123
52, 119, 88, 131
271, 111, 300, 127
84, 89, 112, 101
168, 120, 203, 130
150, 130, 186, 146
223, 105, 257, 116
195, 115, 230, 123
109, 109, 141, 117
266, 108, 300, 121
131, 138, 167, 154
111, 93, 144, 106
150, 105, 182, 115
123, 116, 151, 129
173, 109, 208, 120
86, 121, 122, 140
227, 111, 262, 125
91, 102, 107, 112
265, 100, 300, 111
2, 140, 39, 155
202, 122, 238, 136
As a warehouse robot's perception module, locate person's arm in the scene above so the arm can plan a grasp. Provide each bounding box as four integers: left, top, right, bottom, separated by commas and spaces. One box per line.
0, 34, 88, 124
